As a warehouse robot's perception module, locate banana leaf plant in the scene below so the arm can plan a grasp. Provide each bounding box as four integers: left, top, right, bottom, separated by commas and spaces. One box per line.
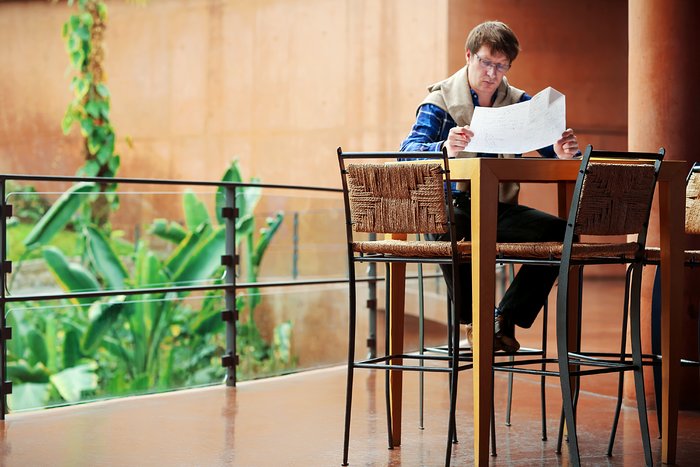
7, 181, 99, 410
5, 304, 99, 410
6, 160, 291, 410
150, 160, 291, 378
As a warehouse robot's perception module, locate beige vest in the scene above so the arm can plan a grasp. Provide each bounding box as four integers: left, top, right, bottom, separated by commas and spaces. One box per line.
421, 66, 525, 204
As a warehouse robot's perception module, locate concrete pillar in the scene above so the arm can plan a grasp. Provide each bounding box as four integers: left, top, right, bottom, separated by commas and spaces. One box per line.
629, 0, 700, 409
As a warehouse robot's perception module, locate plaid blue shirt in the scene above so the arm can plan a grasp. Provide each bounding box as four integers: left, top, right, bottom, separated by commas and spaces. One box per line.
399, 89, 557, 158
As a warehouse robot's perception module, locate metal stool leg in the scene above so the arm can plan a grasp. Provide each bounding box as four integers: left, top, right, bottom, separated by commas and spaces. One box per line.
607, 264, 633, 455
540, 299, 549, 441
557, 265, 581, 465
418, 262, 425, 431
342, 256, 359, 466
384, 266, 394, 449
629, 264, 653, 466
491, 377, 497, 456
445, 293, 462, 466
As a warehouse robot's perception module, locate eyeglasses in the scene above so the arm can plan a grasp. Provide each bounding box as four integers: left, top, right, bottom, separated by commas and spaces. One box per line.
473, 53, 511, 74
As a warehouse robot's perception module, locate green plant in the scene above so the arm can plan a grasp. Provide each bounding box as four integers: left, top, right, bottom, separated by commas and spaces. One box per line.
5, 181, 51, 224
9, 0, 293, 410
7, 224, 78, 261
61, 0, 120, 227
6, 305, 99, 410
5, 180, 85, 261
151, 160, 293, 379
7, 160, 292, 410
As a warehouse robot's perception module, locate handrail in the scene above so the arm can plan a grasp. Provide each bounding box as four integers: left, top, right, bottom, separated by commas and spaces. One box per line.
0, 173, 341, 193
0, 274, 441, 303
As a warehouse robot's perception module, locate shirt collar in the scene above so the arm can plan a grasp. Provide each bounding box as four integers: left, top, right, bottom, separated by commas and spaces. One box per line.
469, 87, 498, 106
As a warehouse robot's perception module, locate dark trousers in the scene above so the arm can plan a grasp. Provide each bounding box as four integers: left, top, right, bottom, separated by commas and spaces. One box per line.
428, 193, 566, 328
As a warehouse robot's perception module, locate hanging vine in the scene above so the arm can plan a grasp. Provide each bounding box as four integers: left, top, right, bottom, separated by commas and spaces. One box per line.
61, 0, 119, 227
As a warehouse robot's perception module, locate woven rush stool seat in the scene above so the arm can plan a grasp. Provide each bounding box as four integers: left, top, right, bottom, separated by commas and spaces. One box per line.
353, 239, 641, 261
497, 241, 640, 260
352, 239, 471, 257
352, 233, 642, 262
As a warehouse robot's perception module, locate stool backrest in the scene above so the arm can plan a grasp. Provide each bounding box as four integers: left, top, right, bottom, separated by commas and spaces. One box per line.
574, 162, 658, 236
345, 163, 447, 234
564, 145, 665, 255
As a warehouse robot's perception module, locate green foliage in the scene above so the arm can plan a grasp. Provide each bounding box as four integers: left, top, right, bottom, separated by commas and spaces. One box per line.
189, 162, 292, 377
42, 246, 101, 308
5, 181, 52, 223
62, 0, 119, 226
6, 306, 100, 410
22, 182, 96, 251
7, 160, 292, 411
149, 219, 187, 244
153, 162, 293, 379
50, 363, 99, 402
233, 210, 293, 378
84, 225, 129, 288
7, 223, 131, 262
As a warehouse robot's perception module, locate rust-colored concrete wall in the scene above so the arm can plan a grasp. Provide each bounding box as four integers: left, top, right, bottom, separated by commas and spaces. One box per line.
1, 0, 453, 233
0, 2, 82, 174
0, 0, 448, 188
0, 0, 452, 373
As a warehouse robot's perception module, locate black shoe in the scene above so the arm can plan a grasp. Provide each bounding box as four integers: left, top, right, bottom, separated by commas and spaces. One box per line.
494, 314, 520, 352
464, 315, 520, 352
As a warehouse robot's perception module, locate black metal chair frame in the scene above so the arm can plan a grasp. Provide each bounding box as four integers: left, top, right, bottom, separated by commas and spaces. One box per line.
490, 145, 664, 466
338, 149, 472, 467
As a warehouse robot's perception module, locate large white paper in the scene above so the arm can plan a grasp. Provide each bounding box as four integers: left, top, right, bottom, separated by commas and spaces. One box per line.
464, 86, 566, 154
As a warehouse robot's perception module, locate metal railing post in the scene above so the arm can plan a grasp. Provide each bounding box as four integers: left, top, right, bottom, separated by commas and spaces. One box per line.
221, 184, 238, 386
1, 177, 11, 419
292, 211, 299, 279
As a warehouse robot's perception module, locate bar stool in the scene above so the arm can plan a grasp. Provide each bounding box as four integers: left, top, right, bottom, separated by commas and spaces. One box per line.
338, 148, 472, 467
492, 145, 665, 466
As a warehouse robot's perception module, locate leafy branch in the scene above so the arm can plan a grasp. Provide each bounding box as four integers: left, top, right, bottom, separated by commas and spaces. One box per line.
61, 0, 120, 227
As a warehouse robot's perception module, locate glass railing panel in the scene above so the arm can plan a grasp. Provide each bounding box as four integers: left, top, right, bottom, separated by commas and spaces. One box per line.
234, 190, 346, 282
235, 283, 354, 380
6, 185, 228, 295
5, 293, 227, 413
6, 185, 346, 297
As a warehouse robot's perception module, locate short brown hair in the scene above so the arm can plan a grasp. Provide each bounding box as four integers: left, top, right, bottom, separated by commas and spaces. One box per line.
465, 21, 520, 63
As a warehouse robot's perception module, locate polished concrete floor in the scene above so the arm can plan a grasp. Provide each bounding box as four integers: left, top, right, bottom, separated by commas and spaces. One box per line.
2, 367, 699, 466
1, 277, 699, 466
